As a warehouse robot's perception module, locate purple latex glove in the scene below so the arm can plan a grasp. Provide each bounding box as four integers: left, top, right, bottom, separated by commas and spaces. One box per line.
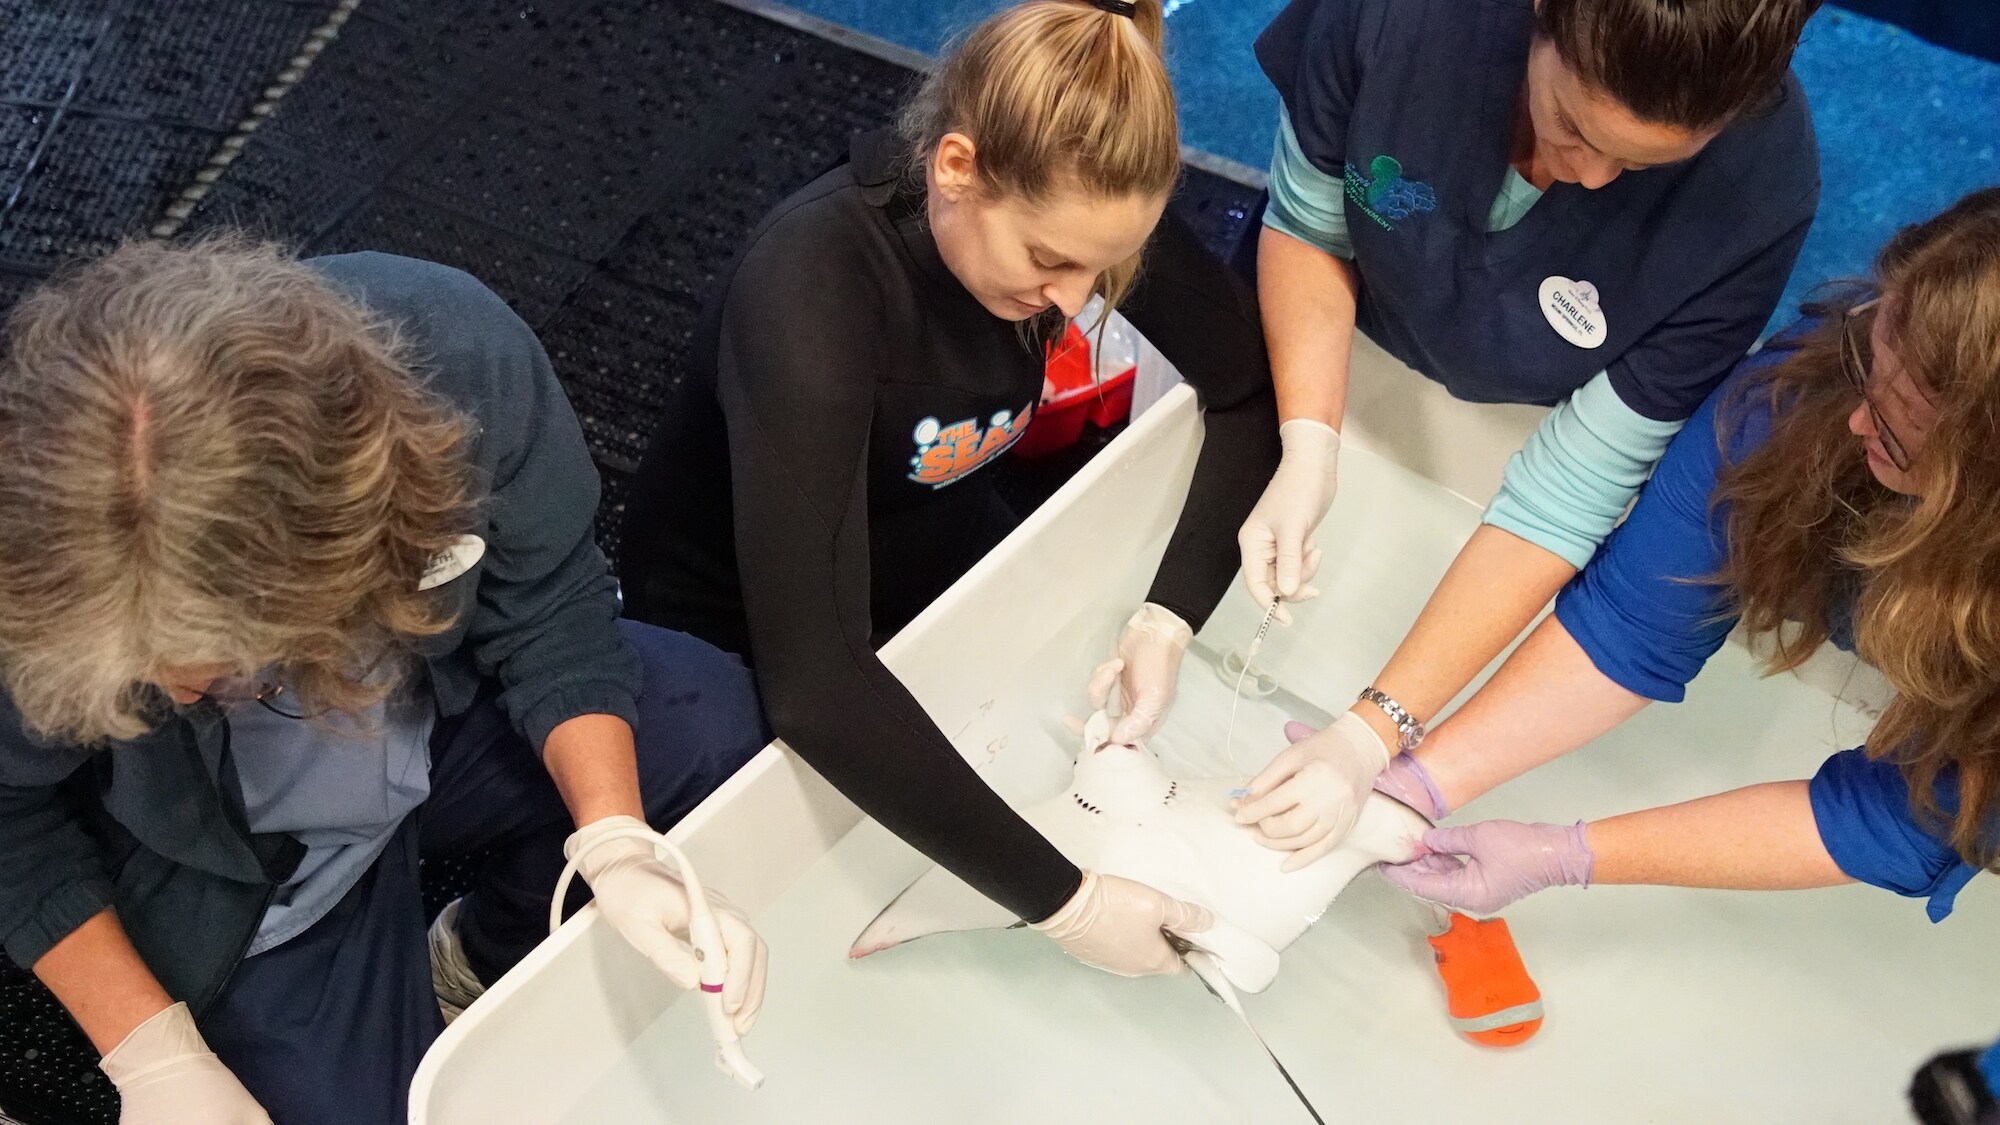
1280, 721, 1449, 822
1378, 820, 1595, 915
1375, 751, 1449, 822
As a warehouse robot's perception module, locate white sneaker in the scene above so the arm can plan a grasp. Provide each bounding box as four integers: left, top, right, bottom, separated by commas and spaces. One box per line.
428, 898, 486, 1024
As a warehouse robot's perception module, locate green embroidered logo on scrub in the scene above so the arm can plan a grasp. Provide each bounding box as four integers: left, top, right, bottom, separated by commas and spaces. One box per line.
1343, 155, 1437, 231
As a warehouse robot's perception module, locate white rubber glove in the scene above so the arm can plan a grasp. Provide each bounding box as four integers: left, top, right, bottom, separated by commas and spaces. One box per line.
1237, 419, 1340, 625
1030, 870, 1214, 976
566, 815, 768, 1035
100, 1002, 271, 1125
1233, 711, 1391, 872
1086, 603, 1193, 745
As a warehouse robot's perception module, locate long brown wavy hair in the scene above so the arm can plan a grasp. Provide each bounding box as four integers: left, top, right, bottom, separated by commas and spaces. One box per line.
1713, 187, 2000, 867
0, 237, 478, 744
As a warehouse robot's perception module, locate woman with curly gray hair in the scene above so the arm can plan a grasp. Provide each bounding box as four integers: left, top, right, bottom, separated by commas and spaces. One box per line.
0, 239, 769, 1124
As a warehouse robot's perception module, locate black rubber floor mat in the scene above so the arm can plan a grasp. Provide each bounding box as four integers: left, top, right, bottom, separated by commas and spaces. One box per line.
245, 13, 478, 192
536, 276, 705, 475
0, 4, 112, 105
70, 0, 337, 131
312, 187, 597, 328
0, 0, 331, 286
0, 954, 117, 1125
0, 105, 48, 189
177, 132, 374, 247
0, 115, 214, 270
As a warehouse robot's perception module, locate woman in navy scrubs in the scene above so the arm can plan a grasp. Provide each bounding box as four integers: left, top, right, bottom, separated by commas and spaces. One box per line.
1231, 0, 1827, 863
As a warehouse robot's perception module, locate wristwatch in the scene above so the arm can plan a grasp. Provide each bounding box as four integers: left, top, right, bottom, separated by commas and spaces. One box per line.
1357, 687, 1426, 752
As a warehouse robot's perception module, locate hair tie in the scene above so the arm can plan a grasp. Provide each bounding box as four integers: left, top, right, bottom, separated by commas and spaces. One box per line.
1090, 0, 1138, 17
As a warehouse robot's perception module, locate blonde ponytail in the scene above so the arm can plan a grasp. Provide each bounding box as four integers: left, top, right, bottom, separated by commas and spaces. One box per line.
1104, 0, 1167, 50
901, 0, 1179, 308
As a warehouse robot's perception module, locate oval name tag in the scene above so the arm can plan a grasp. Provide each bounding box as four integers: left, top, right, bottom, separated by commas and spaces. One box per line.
1539, 275, 1608, 349
419, 534, 486, 591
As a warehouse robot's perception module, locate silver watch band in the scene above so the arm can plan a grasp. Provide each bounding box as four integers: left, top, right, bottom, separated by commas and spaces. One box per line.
1357, 687, 1426, 752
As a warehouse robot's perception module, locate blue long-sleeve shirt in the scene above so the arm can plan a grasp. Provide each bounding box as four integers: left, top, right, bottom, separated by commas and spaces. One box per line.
1552, 321, 1982, 921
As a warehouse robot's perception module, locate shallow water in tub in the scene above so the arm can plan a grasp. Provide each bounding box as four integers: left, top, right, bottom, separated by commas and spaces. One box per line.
557, 615, 1998, 1124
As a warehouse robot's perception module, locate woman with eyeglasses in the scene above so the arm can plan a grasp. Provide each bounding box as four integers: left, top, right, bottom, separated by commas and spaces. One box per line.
0, 240, 771, 1125
1356, 187, 2000, 920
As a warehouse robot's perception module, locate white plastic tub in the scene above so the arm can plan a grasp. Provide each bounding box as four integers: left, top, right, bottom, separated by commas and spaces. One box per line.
411, 382, 1996, 1125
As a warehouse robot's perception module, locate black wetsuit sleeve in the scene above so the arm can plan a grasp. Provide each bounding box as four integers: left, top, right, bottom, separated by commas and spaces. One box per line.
717, 221, 1083, 923
1120, 211, 1282, 630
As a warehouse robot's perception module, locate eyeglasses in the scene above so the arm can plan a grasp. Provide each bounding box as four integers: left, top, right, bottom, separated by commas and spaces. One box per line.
1839, 297, 1912, 473
176, 650, 391, 721
198, 677, 315, 720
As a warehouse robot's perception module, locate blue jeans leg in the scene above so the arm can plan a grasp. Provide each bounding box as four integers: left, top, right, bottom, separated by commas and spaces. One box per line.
199, 818, 438, 1125
430, 619, 770, 982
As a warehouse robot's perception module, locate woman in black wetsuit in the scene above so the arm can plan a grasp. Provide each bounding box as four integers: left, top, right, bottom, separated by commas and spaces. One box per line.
620, 0, 1278, 975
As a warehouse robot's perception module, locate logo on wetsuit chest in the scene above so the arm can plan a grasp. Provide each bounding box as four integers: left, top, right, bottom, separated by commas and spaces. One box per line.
907, 403, 1036, 489
1343, 155, 1437, 231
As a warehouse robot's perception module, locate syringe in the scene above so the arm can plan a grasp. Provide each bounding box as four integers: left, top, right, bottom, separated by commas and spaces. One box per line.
1225, 597, 1281, 782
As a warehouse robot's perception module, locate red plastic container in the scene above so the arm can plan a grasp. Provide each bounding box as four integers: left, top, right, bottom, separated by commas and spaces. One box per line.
1013, 324, 1138, 460
1083, 366, 1136, 427
1044, 323, 1095, 397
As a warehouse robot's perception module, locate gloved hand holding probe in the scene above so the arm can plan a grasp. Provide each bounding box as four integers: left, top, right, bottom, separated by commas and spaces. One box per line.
565, 815, 768, 1036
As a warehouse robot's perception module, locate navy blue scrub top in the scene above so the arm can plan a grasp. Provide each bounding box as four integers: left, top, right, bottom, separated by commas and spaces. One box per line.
1256, 0, 1820, 423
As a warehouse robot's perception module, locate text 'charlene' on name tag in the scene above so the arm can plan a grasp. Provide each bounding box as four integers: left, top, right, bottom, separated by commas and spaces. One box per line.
1539, 275, 1608, 349
419, 534, 486, 591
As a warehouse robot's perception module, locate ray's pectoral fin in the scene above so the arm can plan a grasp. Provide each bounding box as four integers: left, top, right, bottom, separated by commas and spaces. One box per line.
849, 866, 1019, 959
852, 714, 1106, 960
